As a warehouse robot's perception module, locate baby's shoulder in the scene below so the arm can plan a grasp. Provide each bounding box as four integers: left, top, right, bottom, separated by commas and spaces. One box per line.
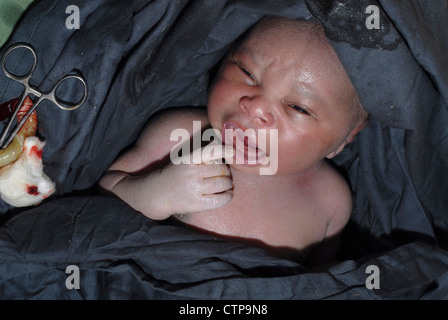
145, 107, 209, 134
137, 107, 210, 145
154, 107, 209, 125
312, 163, 353, 238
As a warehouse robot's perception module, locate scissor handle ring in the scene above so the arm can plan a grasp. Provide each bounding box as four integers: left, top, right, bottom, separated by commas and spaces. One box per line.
1, 43, 37, 82
49, 75, 88, 111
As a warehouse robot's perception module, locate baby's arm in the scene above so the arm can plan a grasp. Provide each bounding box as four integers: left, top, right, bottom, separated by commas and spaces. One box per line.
109, 108, 210, 174
99, 108, 234, 220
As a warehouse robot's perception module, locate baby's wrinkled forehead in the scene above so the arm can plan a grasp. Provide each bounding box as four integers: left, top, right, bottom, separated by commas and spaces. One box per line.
235, 18, 348, 80
237, 18, 342, 69
243, 18, 327, 48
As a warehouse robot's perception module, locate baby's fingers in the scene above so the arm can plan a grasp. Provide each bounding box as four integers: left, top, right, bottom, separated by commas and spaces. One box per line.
202, 176, 233, 195
198, 162, 231, 179
200, 190, 233, 210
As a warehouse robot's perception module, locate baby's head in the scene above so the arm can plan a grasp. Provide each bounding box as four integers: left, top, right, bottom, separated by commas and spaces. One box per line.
207, 17, 369, 176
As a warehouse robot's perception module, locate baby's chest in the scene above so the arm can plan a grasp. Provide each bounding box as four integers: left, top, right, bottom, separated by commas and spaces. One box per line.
184, 192, 329, 252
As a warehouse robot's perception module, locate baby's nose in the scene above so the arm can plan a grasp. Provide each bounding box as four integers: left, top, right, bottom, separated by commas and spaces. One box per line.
239, 95, 274, 127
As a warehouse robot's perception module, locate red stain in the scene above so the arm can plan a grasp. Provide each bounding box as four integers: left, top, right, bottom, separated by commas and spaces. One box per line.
30, 146, 43, 159
27, 185, 39, 196
0, 97, 19, 122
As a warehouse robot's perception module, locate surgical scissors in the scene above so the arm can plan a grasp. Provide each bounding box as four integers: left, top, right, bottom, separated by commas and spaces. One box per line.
0, 43, 87, 149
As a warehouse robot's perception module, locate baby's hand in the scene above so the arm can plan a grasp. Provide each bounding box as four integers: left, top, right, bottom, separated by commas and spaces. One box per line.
155, 143, 235, 217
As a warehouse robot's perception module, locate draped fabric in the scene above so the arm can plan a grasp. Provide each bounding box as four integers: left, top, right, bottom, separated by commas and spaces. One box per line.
0, 0, 447, 299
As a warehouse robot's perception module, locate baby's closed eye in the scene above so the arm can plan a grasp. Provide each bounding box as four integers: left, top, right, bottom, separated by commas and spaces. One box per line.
289, 104, 311, 116
232, 60, 257, 84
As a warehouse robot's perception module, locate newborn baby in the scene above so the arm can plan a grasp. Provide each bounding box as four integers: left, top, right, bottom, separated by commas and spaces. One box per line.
100, 17, 369, 265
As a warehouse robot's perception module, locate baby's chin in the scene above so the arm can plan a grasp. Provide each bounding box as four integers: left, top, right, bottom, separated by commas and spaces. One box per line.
225, 161, 279, 177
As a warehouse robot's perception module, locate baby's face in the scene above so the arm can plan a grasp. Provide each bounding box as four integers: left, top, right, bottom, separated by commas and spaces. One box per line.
207, 20, 358, 177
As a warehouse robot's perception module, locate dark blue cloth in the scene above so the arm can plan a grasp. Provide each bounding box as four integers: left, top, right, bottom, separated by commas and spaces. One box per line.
0, 0, 447, 299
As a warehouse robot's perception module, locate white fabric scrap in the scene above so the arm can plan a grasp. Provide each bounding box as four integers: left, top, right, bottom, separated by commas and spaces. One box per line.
0, 136, 55, 207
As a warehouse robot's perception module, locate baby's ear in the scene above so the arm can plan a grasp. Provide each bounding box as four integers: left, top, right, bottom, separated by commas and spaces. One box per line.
326, 119, 369, 159
326, 143, 346, 159
345, 118, 369, 145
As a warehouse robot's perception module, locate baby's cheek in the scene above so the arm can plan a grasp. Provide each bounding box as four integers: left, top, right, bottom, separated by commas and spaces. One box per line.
209, 78, 233, 105
276, 139, 315, 174
208, 81, 238, 123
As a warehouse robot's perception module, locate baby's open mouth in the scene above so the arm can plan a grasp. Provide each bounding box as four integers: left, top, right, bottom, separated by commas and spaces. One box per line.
221, 121, 268, 165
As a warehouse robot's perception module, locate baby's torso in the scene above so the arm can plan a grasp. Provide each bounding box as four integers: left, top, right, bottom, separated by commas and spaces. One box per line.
174, 168, 337, 261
